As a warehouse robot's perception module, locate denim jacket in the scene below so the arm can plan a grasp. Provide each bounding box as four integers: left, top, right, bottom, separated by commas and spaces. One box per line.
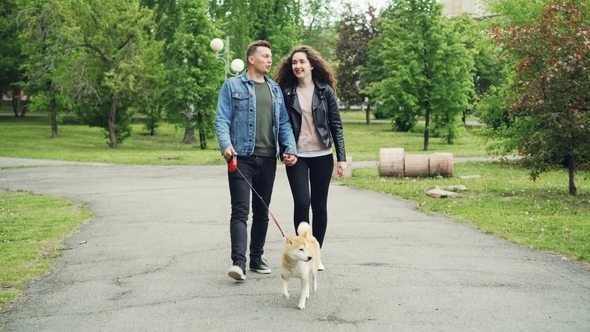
215, 71, 297, 158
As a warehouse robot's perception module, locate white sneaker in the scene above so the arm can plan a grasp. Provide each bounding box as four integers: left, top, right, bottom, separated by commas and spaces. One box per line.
318, 261, 325, 271
228, 263, 246, 280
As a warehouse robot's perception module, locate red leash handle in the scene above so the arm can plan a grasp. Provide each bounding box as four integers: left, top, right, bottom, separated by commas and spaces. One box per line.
228, 154, 237, 172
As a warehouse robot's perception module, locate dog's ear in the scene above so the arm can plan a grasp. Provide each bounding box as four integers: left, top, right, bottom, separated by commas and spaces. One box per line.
285, 236, 291, 244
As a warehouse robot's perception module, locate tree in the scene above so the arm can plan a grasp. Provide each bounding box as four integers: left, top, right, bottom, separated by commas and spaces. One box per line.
449, 14, 506, 125
299, 0, 338, 61
491, 0, 590, 195
209, 0, 303, 61
53, 0, 163, 148
137, 0, 181, 136
141, 0, 180, 45
335, 2, 379, 125
483, 0, 547, 25
476, 0, 543, 150
164, 0, 223, 148
364, 0, 474, 149
132, 32, 166, 137
18, 0, 68, 137
0, 0, 28, 117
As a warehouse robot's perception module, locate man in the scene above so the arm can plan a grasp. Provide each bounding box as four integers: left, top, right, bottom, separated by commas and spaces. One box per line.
215, 40, 298, 281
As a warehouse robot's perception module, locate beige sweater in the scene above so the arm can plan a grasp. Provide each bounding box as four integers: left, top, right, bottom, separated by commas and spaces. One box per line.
296, 83, 328, 153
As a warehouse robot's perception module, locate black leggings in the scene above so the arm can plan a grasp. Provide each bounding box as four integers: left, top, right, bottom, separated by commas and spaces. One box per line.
285, 154, 334, 248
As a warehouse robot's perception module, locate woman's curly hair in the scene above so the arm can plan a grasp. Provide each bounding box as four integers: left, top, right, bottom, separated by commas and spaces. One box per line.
274, 45, 337, 95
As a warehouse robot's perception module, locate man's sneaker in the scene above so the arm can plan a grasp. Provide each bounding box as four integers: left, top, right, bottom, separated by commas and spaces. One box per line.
249, 258, 271, 274
318, 261, 325, 271
228, 261, 246, 281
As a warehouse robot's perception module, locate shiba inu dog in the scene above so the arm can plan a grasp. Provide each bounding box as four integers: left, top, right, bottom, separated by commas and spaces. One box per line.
280, 222, 321, 310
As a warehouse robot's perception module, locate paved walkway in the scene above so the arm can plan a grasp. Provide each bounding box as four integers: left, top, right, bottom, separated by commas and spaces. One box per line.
0, 157, 589, 331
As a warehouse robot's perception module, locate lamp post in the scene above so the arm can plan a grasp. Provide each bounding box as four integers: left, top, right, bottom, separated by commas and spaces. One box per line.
210, 36, 244, 79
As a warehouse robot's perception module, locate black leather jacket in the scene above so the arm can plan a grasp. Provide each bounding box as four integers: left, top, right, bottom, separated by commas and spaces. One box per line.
282, 81, 346, 162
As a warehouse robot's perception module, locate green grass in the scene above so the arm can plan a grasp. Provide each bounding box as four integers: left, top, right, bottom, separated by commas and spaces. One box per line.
339, 110, 488, 159
340, 163, 590, 263
0, 112, 487, 164
342, 121, 487, 160
0, 116, 224, 165
0, 192, 93, 310
340, 109, 374, 120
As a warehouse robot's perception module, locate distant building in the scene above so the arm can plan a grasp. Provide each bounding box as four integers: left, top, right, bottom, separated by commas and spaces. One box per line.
439, 0, 493, 18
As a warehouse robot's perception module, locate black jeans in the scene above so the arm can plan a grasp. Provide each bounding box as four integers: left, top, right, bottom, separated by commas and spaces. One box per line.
285, 154, 333, 247
228, 155, 276, 264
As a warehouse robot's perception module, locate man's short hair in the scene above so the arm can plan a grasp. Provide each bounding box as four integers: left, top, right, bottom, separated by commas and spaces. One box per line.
246, 40, 271, 58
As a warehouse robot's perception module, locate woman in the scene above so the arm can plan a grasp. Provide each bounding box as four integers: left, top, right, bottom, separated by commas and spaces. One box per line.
274, 45, 347, 271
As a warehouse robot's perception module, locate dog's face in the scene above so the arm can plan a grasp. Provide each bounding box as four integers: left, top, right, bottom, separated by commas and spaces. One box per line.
284, 235, 312, 262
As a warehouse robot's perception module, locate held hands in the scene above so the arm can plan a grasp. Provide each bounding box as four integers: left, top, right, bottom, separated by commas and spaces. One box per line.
226, 148, 298, 167
282, 154, 298, 167
337, 161, 348, 177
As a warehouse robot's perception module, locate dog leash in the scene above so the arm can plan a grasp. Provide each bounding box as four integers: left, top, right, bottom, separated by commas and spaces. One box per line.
229, 155, 286, 238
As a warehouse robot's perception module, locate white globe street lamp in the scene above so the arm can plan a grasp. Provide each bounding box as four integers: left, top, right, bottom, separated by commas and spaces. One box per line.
210, 38, 224, 53
230, 59, 245, 73
210, 36, 244, 79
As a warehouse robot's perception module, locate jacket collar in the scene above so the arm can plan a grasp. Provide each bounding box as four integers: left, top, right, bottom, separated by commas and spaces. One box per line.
287, 80, 327, 95
240, 70, 267, 84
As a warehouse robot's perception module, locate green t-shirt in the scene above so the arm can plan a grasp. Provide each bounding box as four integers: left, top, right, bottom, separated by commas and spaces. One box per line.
253, 81, 275, 157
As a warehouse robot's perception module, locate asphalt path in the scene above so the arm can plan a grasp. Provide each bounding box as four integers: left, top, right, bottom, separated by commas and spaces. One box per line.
1, 157, 589, 331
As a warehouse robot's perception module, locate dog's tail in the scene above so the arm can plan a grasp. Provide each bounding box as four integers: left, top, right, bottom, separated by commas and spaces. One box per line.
297, 222, 312, 237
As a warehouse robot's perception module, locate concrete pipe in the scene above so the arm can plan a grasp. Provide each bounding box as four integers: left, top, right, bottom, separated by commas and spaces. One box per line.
379, 148, 405, 177
404, 154, 430, 178
429, 152, 454, 177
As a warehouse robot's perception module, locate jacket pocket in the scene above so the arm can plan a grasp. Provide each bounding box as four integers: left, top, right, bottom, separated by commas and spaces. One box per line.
232, 92, 250, 112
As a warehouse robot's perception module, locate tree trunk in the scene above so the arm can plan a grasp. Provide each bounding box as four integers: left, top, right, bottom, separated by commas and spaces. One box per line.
447, 114, 453, 144
423, 105, 430, 151
108, 98, 118, 148
196, 111, 206, 148
21, 95, 28, 117
150, 113, 155, 136
199, 130, 207, 149
183, 105, 197, 143
184, 127, 196, 143
365, 103, 371, 126
197, 112, 207, 150
568, 154, 577, 195
50, 95, 58, 138
12, 86, 22, 117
